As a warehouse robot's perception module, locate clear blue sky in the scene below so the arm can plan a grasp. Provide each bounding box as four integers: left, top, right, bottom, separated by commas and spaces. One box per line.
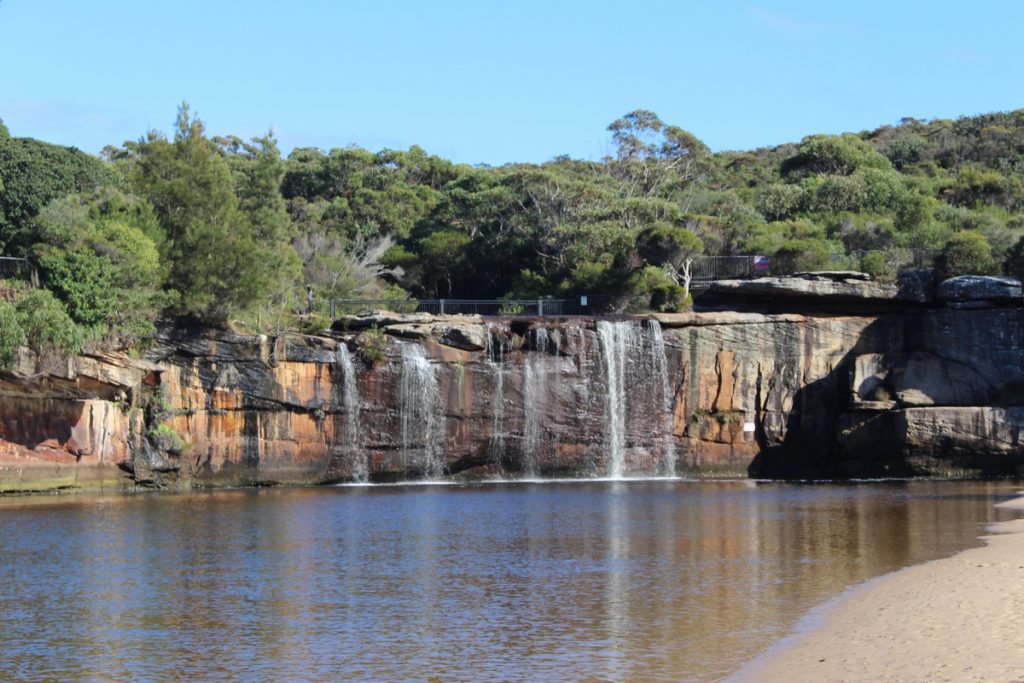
2, 0, 1022, 165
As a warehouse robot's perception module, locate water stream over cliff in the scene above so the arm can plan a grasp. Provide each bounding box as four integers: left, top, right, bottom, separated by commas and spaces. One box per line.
485, 322, 512, 464
596, 320, 676, 478
523, 326, 553, 476
398, 344, 444, 479
335, 344, 366, 482
645, 320, 677, 475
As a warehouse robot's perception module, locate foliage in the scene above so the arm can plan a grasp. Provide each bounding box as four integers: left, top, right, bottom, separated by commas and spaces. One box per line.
0, 136, 117, 254
860, 251, 895, 282
936, 230, 998, 279
1004, 235, 1024, 279
356, 326, 389, 366
124, 103, 284, 323
14, 289, 82, 365
625, 264, 691, 313
32, 189, 167, 345
297, 313, 330, 336
785, 134, 891, 177
8, 104, 1024, 329
0, 300, 25, 369
146, 423, 187, 455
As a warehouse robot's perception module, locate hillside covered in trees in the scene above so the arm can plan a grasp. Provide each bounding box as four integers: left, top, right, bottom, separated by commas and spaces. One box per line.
1, 105, 1024, 360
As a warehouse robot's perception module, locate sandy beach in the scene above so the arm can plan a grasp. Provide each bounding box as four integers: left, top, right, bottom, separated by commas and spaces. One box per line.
732, 495, 1024, 683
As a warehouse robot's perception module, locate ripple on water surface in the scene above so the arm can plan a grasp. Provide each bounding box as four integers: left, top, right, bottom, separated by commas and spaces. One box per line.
0, 479, 1018, 681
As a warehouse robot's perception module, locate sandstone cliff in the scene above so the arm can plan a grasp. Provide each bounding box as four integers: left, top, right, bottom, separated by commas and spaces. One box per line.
1, 273, 1021, 492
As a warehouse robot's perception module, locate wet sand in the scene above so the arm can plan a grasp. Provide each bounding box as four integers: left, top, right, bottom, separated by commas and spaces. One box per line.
732, 495, 1024, 682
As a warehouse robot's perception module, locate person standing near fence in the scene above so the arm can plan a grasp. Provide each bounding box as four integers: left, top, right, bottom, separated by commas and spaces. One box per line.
305, 285, 314, 314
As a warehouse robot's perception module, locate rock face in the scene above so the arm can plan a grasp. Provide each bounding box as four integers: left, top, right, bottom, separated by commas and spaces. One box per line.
702, 272, 931, 310
2, 274, 1024, 492
937, 275, 1022, 308
0, 351, 156, 491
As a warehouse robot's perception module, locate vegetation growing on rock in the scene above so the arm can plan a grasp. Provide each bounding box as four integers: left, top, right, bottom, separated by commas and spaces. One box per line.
2, 105, 1024, 358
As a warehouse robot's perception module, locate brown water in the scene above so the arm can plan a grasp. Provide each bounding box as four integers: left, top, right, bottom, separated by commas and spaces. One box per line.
0, 479, 1018, 682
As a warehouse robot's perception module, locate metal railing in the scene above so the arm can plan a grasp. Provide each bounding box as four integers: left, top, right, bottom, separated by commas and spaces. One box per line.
330, 298, 594, 318
0, 257, 36, 284
328, 250, 942, 316
689, 255, 768, 281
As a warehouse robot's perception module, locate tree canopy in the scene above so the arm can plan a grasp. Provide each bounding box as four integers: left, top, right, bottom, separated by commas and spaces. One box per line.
1, 104, 1023, 356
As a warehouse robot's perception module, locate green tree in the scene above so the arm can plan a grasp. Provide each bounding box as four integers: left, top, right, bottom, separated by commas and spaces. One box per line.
127, 103, 277, 322
625, 264, 690, 312
637, 222, 704, 299
216, 131, 293, 244
0, 137, 116, 253
1004, 235, 1024, 279
607, 110, 710, 198
31, 189, 167, 344
785, 134, 891, 177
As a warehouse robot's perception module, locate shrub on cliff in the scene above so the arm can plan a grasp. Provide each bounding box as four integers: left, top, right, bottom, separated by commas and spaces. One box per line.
0, 300, 25, 369
860, 251, 896, 282
936, 230, 998, 280
625, 264, 691, 312
14, 290, 82, 367
1003, 235, 1024, 279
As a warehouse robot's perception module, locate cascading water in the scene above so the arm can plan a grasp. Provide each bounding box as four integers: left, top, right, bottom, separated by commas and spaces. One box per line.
335, 344, 366, 481
596, 320, 676, 479
399, 344, 445, 479
644, 320, 677, 475
596, 321, 636, 478
486, 323, 512, 462
522, 327, 551, 476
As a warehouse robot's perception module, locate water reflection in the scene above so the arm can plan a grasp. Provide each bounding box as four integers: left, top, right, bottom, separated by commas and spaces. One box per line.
0, 481, 1018, 681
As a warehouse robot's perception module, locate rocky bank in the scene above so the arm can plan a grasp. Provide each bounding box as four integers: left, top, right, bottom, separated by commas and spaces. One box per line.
1, 273, 1022, 492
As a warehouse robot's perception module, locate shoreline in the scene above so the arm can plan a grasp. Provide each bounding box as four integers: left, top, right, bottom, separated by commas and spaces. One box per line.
729, 493, 1024, 682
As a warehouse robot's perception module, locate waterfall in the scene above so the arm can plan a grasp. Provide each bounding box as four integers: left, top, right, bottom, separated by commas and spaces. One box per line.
645, 320, 677, 475
596, 321, 635, 478
522, 327, 551, 476
486, 323, 511, 462
336, 344, 366, 481
399, 344, 444, 479
596, 320, 676, 479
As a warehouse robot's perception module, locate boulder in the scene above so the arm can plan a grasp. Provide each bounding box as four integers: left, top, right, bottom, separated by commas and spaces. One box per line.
891, 352, 994, 407
851, 353, 894, 402
384, 321, 488, 351
937, 276, 1022, 308
438, 324, 488, 351
709, 275, 900, 301
332, 310, 484, 332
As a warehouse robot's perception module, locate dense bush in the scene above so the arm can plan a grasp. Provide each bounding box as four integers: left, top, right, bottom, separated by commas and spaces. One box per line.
14, 289, 82, 365
936, 230, 998, 279
3, 104, 1024, 340
0, 300, 25, 369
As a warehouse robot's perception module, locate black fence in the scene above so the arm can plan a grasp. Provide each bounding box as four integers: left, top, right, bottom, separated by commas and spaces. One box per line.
330, 297, 597, 318
0, 257, 37, 286
329, 250, 942, 317
0, 257, 32, 280
689, 255, 767, 281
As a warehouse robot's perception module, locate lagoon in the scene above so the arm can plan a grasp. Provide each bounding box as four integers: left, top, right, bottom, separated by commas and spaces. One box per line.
0, 480, 1017, 681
